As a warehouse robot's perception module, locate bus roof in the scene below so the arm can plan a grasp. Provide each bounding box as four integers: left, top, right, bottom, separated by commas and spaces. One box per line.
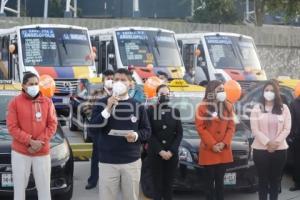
176, 32, 253, 40
89, 26, 175, 36
0, 24, 88, 36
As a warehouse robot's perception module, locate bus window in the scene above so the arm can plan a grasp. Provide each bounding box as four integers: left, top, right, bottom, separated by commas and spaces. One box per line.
205, 35, 242, 69
196, 43, 210, 83
20, 28, 92, 67
0, 37, 9, 79
116, 30, 182, 68
107, 41, 116, 71
91, 36, 101, 74
98, 40, 116, 72
237, 38, 261, 70
196, 43, 207, 68
99, 41, 107, 73
182, 43, 195, 73
9, 37, 20, 82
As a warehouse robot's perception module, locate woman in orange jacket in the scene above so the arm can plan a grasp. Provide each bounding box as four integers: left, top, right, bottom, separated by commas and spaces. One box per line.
6, 72, 57, 200
195, 80, 235, 200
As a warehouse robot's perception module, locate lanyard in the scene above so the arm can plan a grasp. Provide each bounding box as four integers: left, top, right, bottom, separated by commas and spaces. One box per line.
34, 102, 42, 122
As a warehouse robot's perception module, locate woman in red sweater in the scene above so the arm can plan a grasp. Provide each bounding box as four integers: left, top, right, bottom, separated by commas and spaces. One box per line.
6, 72, 57, 200
195, 80, 235, 200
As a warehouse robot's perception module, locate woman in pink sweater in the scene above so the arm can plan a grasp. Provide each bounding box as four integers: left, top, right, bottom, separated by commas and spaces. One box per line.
6, 72, 57, 200
250, 80, 291, 200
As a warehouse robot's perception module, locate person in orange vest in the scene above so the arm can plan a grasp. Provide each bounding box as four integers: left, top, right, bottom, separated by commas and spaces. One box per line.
195, 80, 235, 200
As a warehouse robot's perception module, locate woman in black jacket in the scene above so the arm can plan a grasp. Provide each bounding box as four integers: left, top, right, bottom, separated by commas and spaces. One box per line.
147, 84, 183, 200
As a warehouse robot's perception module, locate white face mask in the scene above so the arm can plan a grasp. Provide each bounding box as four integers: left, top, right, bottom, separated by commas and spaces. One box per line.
112, 81, 127, 97
264, 91, 275, 101
26, 85, 40, 97
104, 80, 113, 89
216, 91, 227, 102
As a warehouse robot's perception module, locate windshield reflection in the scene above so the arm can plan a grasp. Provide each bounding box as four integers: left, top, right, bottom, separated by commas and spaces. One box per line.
205, 35, 261, 70
21, 28, 93, 67
116, 30, 182, 67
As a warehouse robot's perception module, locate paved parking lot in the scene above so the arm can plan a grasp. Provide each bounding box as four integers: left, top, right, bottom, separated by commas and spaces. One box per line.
72, 161, 300, 200
65, 127, 300, 200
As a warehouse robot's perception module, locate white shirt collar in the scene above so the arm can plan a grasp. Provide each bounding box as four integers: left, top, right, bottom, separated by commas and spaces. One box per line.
118, 94, 130, 101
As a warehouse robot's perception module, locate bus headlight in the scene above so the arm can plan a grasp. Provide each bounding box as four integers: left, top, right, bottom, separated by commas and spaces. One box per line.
178, 146, 193, 163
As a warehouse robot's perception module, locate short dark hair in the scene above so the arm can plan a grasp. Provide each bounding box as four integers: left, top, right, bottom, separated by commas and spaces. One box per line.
103, 69, 114, 77
115, 68, 132, 80
157, 71, 168, 78
156, 84, 170, 94
22, 72, 39, 84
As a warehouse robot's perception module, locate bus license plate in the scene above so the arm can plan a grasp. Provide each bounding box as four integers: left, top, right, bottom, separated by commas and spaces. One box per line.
1, 173, 13, 187
224, 172, 236, 185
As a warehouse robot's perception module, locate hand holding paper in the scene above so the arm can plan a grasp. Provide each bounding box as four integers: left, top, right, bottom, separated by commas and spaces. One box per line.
108, 129, 133, 137
125, 132, 137, 143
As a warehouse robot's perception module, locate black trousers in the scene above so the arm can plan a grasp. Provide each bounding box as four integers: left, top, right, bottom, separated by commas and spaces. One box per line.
87, 135, 99, 185
204, 164, 227, 200
253, 149, 287, 200
292, 140, 300, 186
149, 154, 178, 200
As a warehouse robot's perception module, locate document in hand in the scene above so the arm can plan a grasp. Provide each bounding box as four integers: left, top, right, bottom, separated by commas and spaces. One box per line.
108, 129, 133, 137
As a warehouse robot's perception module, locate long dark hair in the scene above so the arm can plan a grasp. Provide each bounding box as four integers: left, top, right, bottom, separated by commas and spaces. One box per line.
203, 80, 231, 120
259, 80, 283, 115
156, 84, 170, 94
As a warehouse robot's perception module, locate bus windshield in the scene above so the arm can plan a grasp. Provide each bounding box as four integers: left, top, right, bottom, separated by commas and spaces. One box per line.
236, 38, 261, 70
205, 35, 261, 70
205, 35, 243, 69
116, 30, 182, 67
20, 28, 93, 67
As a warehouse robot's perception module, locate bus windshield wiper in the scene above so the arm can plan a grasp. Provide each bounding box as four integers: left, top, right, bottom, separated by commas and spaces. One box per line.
154, 30, 162, 55
154, 38, 160, 55
62, 38, 68, 55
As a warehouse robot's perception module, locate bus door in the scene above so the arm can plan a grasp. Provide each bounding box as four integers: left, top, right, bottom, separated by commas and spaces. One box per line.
0, 34, 20, 81
92, 36, 117, 74
181, 41, 210, 85
0, 35, 9, 79
195, 40, 211, 84
9, 35, 21, 82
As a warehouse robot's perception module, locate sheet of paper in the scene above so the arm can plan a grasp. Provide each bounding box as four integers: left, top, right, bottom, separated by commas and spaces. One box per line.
108, 129, 133, 137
